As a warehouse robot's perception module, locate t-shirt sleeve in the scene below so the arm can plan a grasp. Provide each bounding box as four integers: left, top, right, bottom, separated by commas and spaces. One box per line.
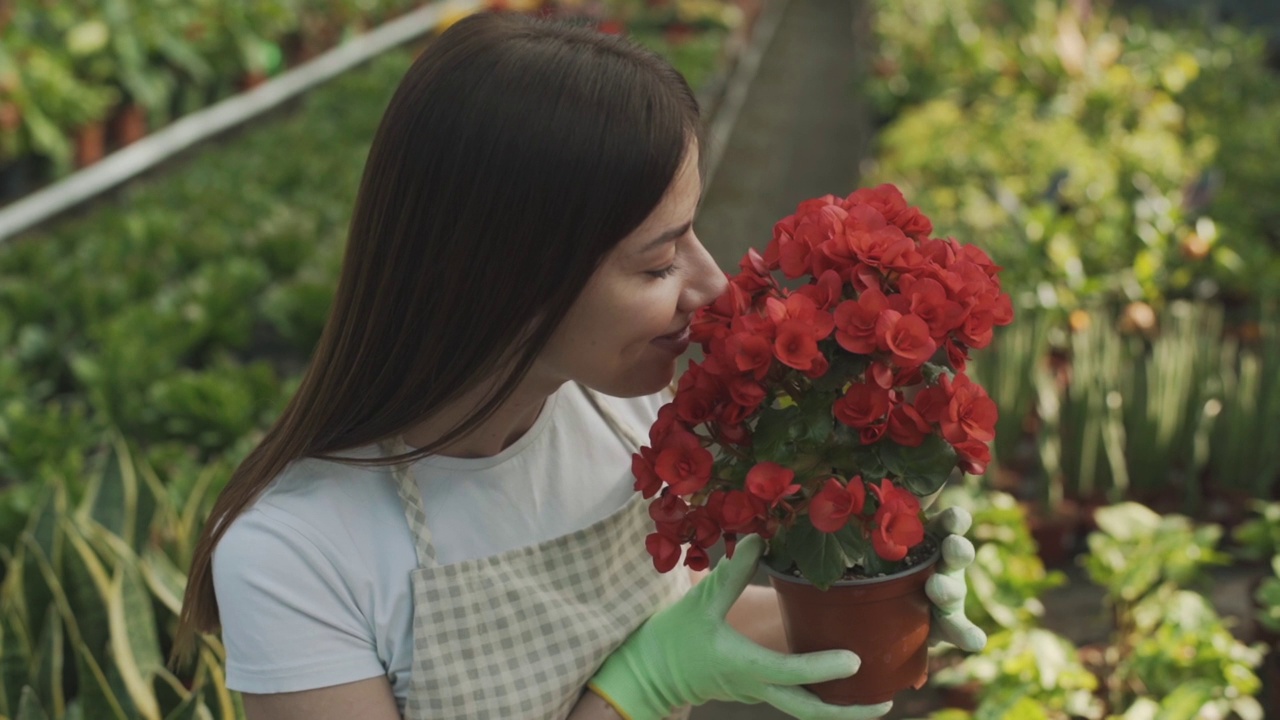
213, 503, 387, 694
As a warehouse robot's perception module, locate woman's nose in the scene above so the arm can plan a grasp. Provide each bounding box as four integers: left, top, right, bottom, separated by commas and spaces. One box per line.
681, 234, 728, 310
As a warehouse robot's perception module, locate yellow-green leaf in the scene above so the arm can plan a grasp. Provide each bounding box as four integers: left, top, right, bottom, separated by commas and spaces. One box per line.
197, 646, 236, 720
15, 685, 47, 720
107, 565, 162, 720
73, 640, 129, 720
139, 549, 186, 618
59, 521, 112, 657
32, 604, 63, 718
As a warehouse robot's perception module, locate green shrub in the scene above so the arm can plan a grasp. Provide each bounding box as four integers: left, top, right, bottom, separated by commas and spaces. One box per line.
932, 627, 1103, 720
1085, 502, 1263, 717
868, 0, 1280, 307
933, 501, 1265, 718
0, 437, 238, 719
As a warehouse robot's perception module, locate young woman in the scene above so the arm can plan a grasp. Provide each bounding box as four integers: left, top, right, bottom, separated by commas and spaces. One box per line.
175, 12, 985, 720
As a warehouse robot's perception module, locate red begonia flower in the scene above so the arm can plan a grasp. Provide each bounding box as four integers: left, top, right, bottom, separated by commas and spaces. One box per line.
684, 546, 710, 571
774, 320, 823, 371
654, 430, 714, 495
809, 477, 867, 533
632, 448, 662, 498
746, 462, 801, 507
646, 532, 682, 572
887, 402, 932, 447
833, 382, 891, 429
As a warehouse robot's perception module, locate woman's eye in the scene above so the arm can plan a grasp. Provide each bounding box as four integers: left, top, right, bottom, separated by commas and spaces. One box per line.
647, 264, 679, 279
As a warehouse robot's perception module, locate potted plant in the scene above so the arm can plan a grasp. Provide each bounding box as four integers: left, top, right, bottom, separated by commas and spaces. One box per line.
631, 184, 1013, 704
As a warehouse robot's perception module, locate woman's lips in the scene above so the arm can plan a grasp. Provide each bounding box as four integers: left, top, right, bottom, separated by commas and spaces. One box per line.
651, 325, 691, 354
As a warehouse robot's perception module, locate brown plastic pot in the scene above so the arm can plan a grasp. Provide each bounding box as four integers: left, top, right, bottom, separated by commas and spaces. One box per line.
764, 548, 940, 705
74, 122, 106, 167
111, 103, 148, 147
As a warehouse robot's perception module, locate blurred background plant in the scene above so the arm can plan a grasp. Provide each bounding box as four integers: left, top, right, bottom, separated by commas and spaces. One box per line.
873, 0, 1280, 532
863, 0, 1280, 714
0, 0, 744, 203
0, 2, 754, 713
3, 0, 1280, 715
930, 501, 1265, 719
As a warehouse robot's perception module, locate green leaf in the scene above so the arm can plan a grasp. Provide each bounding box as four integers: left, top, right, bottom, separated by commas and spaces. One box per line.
162, 692, 206, 720
833, 523, 868, 568
787, 518, 847, 590
810, 349, 868, 392
753, 404, 799, 453
178, 464, 225, 558
1093, 502, 1162, 541
876, 434, 957, 496
152, 667, 191, 716
20, 489, 61, 645
32, 604, 63, 718
0, 606, 32, 716
139, 549, 187, 618
1156, 682, 1217, 720
73, 642, 130, 720
197, 645, 238, 720
87, 437, 141, 550
834, 444, 888, 480
798, 392, 835, 446
16, 685, 48, 720
108, 563, 163, 720
60, 522, 112, 659
763, 523, 795, 574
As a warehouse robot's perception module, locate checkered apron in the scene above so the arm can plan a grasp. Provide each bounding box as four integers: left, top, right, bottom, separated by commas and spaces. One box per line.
390, 385, 691, 719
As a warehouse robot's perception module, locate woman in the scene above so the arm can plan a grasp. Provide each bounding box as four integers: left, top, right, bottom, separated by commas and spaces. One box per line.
175, 12, 984, 720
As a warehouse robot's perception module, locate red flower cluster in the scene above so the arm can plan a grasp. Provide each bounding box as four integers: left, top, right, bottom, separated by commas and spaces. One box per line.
633, 185, 1013, 575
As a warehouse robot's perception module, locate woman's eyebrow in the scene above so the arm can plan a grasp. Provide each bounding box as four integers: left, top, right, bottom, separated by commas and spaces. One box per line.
639, 220, 693, 254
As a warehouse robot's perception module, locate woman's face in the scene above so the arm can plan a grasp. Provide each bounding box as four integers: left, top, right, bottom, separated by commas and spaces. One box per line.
534, 141, 727, 397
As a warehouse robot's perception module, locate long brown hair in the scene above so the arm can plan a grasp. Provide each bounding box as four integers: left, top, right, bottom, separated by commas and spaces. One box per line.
173, 11, 700, 663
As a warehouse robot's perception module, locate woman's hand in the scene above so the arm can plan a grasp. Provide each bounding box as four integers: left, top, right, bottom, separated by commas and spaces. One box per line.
588, 535, 891, 720
714, 508, 987, 658
924, 507, 988, 652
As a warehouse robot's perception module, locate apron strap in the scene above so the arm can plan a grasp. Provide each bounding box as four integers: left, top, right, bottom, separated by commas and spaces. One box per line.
384, 436, 441, 568
387, 383, 644, 569
576, 384, 645, 453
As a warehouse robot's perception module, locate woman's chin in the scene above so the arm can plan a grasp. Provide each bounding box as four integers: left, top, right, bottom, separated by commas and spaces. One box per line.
591, 359, 677, 398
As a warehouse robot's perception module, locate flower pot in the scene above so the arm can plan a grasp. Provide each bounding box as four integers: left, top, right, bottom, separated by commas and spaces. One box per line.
74, 122, 107, 167
111, 103, 148, 147
764, 547, 941, 705
1020, 499, 1085, 568
240, 70, 269, 91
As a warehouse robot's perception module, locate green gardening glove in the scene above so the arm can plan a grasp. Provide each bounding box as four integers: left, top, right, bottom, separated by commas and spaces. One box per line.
924, 507, 987, 652
588, 534, 892, 720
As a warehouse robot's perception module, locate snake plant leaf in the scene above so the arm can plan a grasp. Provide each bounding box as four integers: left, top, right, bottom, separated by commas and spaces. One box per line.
15, 685, 48, 720
19, 489, 62, 646
74, 641, 129, 720
139, 548, 186, 617
59, 521, 112, 658
152, 666, 191, 716
85, 436, 142, 551
0, 606, 32, 716
162, 691, 208, 720
178, 464, 223, 558
197, 646, 237, 720
24, 527, 86, 642
32, 604, 63, 718
107, 564, 163, 720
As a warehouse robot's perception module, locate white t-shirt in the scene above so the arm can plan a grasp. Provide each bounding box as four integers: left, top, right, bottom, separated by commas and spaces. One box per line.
212, 384, 666, 709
